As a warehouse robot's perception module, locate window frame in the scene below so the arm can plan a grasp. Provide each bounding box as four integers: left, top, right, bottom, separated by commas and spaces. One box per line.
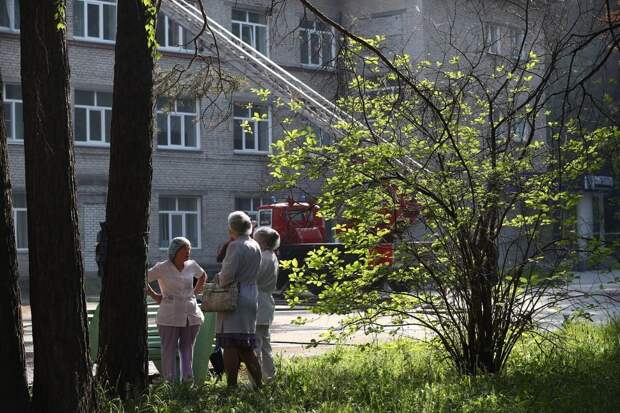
0, 0, 20, 32
158, 196, 202, 250
155, 98, 201, 150
232, 102, 272, 154
495, 110, 531, 145
73, 0, 117, 43
156, 13, 195, 53
299, 19, 336, 68
486, 23, 502, 55
508, 27, 525, 59
511, 117, 530, 143
231, 9, 269, 56
73, 90, 113, 147
235, 196, 270, 222
3, 83, 23, 143
314, 126, 333, 146
12, 193, 28, 251
257, 209, 272, 228
486, 22, 525, 59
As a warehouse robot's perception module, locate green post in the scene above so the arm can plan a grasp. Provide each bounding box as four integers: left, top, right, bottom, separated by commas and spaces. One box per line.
88, 302, 215, 382
88, 303, 100, 361
193, 311, 216, 383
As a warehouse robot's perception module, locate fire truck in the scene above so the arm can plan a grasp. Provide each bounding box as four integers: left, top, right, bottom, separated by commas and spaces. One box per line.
256, 197, 419, 293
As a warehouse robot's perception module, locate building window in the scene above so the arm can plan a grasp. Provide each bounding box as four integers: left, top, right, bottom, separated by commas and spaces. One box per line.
156, 97, 199, 149
299, 18, 334, 67
312, 125, 333, 146
0, 0, 20, 31
486, 23, 524, 58
486, 23, 502, 55
156, 12, 194, 51
233, 102, 271, 153
159, 196, 200, 248
74, 90, 112, 145
12, 193, 28, 250
511, 118, 529, 143
508, 27, 525, 59
235, 196, 271, 222
2, 84, 23, 142
495, 111, 530, 144
231, 9, 268, 55
73, 0, 116, 42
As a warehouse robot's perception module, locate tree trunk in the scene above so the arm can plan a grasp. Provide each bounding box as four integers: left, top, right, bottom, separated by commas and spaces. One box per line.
20, 2, 94, 411
97, 0, 155, 398
0, 72, 30, 412
465, 216, 501, 375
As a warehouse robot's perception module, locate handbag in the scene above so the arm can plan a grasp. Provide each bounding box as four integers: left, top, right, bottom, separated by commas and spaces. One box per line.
201, 281, 239, 312
209, 345, 225, 380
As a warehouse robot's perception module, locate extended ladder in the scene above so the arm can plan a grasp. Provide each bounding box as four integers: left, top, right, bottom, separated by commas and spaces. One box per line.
164, 0, 353, 133
163, 0, 425, 171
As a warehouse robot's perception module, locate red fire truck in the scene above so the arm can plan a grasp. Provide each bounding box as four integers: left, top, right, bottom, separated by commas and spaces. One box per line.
256, 196, 419, 292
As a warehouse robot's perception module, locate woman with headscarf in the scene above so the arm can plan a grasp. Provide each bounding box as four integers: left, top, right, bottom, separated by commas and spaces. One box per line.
252, 226, 280, 381
146, 237, 206, 383
215, 211, 263, 388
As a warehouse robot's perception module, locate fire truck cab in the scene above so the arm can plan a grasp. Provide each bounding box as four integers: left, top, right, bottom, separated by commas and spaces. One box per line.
257, 201, 327, 245
255, 196, 418, 293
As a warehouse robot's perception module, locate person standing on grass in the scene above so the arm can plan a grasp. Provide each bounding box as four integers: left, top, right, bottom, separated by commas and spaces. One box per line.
146, 237, 206, 383
252, 226, 280, 381
215, 211, 263, 388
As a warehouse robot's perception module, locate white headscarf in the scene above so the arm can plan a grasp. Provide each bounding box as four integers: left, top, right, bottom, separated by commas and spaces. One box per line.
253, 226, 280, 251
168, 237, 191, 261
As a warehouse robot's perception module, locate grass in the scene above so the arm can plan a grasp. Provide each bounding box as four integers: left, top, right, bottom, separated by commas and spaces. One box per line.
105, 320, 620, 412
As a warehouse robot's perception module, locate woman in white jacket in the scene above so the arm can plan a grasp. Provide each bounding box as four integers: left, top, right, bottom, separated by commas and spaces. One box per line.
146, 237, 206, 382
252, 226, 280, 380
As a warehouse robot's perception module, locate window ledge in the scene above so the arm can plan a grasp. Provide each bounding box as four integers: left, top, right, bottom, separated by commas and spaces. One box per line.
69, 38, 116, 49
0, 28, 19, 36
233, 150, 270, 156
280, 63, 335, 74
75, 142, 110, 148
300, 63, 336, 71
158, 46, 199, 56
156, 146, 202, 153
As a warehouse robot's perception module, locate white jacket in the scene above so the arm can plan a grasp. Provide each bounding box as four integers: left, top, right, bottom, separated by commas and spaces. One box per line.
256, 250, 278, 325
148, 260, 205, 327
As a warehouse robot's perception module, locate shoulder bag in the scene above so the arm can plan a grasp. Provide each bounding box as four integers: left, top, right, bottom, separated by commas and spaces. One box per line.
201, 281, 239, 312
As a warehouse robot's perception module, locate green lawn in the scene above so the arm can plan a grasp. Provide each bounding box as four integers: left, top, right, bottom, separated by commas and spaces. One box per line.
107, 320, 620, 412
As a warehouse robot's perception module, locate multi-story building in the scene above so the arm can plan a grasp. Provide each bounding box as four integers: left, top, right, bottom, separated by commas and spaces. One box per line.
1, 0, 344, 276
2, 0, 616, 277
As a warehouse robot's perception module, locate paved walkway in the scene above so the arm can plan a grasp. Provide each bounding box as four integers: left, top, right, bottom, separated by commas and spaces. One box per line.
20, 303, 427, 383
18, 270, 620, 383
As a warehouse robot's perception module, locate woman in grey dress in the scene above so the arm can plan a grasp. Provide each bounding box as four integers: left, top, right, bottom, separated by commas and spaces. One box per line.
215, 211, 263, 388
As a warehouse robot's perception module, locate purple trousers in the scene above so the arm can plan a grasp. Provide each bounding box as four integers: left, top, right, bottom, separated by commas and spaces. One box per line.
158, 323, 201, 382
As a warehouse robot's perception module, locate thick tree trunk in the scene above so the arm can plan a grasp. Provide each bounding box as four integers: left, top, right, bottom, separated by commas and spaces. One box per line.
97, 0, 155, 398
465, 217, 501, 375
0, 72, 30, 412
20, 2, 94, 411
466, 279, 498, 374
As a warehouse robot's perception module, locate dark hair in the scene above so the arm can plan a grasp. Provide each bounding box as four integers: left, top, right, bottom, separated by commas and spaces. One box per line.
216, 239, 232, 263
